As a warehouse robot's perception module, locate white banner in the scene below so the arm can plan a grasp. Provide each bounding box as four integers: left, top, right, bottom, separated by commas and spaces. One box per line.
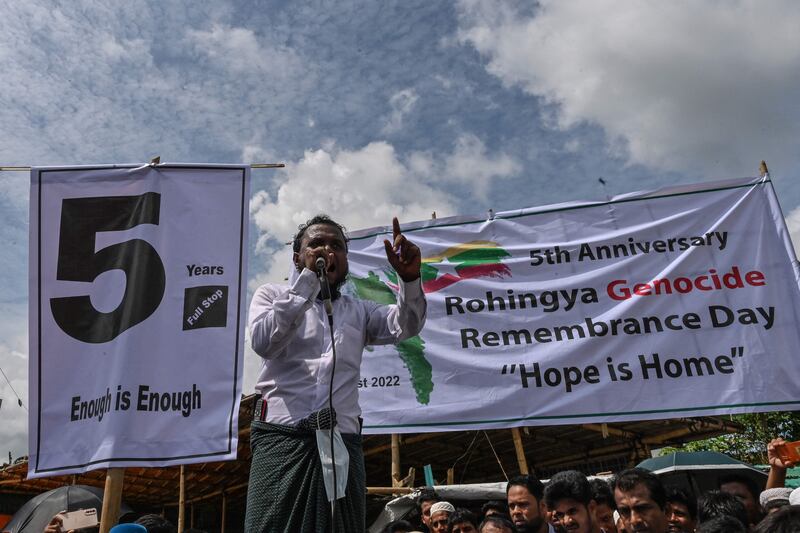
348, 177, 800, 433
29, 164, 249, 477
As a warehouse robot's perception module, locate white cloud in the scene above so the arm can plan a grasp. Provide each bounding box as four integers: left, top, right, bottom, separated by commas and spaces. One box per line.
785, 206, 800, 257
250, 141, 455, 258
186, 24, 306, 80
381, 89, 419, 134
248, 135, 520, 285
408, 134, 520, 200
457, 0, 800, 176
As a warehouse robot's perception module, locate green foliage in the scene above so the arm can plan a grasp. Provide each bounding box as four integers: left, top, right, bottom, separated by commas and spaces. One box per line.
661, 412, 800, 464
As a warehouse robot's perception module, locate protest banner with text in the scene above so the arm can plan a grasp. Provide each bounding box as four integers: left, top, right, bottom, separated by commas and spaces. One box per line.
29, 165, 249, 477
347, 177, 800, 433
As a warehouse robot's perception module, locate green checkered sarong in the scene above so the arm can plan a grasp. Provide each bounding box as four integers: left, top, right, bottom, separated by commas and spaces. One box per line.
244, 421, 366, 532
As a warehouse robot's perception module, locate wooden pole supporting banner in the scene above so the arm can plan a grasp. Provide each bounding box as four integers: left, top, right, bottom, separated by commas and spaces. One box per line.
0, 163, 285, 171
178, 465, 186, 533
221, 492, 227, 533
511, 428, 529, 475
391, 434, 401, 487
760, 160, 769, 178
447, 468, 455, 485
98, 468, 125, 533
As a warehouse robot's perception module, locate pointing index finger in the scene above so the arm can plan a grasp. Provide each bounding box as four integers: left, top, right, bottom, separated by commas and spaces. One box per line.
392, 217, 401, 240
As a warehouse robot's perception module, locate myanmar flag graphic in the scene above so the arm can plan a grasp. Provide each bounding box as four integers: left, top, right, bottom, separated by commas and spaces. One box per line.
417, 240, 512, 293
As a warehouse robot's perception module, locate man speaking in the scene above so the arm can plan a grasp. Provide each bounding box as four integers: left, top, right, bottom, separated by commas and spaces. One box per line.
245, 215, 426, 532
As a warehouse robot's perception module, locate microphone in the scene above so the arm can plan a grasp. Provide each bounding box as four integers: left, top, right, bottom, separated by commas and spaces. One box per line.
315, 257, 334, 317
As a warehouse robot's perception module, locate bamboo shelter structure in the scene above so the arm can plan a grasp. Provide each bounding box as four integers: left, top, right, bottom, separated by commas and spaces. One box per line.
0, 393, 743, 531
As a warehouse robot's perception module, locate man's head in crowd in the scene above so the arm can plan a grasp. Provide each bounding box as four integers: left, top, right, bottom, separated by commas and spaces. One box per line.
589, 478, 617, 533
759, 487, 791, 515
430, 501, 456, 533
507, 474, 547, 533
695, 515, 746, 533
696, 490, 748, 530
448, 508, 479, 533
381, 519, 414, 533
753, 505, 800, 533
718, 473, 762, 526
664, 488, 696, 533
611, 468, 668, 533
292, 214, 349, 292
134, 514, 176, 533
416, 487, 440, 529
481, 500, 508, 518
544, 470, 596, 533
479, 514, 517, 533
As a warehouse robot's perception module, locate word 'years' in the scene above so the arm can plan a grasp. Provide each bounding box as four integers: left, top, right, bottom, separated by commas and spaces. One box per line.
186, 264, 224, 276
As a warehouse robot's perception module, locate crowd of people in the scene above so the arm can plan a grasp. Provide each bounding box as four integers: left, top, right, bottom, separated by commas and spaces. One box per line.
380, 438, 800, 533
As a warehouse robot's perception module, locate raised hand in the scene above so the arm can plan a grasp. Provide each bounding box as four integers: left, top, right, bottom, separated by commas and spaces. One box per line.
768, 437, 797, 469
383, 217, 421, 282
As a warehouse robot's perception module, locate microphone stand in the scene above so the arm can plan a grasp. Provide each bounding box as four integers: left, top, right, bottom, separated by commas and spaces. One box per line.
316, 258, 338, 531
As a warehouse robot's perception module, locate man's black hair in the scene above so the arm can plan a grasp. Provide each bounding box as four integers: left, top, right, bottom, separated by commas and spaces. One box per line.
481, 499, 508, 516
416, 486, 440, 508
697, 490, 748, 527
381, 519, 414, 533
754, 505, 800, 533
611, 468, 667, 510
543, 470, 592, 508
134, 514, 176, 533
666, 487, 697, 520
507, 474, 544, 501
696, 514, 747, 533
717, 473, 761, 501
589, 478, 615, 509
448, 508, 479, 530
292, 214, 348, 253
479, 514, 516, 532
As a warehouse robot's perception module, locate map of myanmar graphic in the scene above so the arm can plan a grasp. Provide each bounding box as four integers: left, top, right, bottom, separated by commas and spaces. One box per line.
349, 240, 511, 405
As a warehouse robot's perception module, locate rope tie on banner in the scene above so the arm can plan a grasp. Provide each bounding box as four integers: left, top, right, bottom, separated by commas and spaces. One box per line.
0, 365, 27, 411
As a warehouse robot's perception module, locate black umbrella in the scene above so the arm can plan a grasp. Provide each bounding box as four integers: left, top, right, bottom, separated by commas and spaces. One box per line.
4, 485, 133, 533
637, 451, 767, 498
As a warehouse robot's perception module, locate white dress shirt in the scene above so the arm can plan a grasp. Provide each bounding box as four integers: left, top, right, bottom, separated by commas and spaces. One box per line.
249, 268, 427, 434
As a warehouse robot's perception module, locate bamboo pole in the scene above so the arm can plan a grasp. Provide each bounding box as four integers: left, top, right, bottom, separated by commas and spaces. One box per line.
391, 434, 401, 487
0, 163, 285, 171
178, 465, 185, 533
511, 428, 529, 475
368, 486, 414, 495
98, 468, 125, 533
221, 492, 227, 533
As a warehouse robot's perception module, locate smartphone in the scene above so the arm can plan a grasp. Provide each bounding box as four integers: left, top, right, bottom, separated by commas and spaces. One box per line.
60, 508, 99, 530
775, 440, 800, 464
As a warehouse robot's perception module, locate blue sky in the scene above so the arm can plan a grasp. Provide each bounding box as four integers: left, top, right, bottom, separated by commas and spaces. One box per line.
2, 0, 800, 459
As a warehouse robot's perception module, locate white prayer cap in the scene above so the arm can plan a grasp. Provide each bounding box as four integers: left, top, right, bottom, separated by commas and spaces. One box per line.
760, 487, 792, 508
789, 487, 800, 506
429, 501, 455, 515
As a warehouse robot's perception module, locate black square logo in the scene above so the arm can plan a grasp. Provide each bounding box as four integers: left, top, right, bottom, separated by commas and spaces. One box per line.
183, 285, 228, 331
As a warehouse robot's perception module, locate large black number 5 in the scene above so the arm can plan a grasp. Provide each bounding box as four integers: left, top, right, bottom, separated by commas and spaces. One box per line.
50, 192, 166, 343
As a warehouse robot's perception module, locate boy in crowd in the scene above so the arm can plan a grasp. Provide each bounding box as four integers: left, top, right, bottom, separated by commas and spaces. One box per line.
589, 479, 617, 533
665, 488, 696, 533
